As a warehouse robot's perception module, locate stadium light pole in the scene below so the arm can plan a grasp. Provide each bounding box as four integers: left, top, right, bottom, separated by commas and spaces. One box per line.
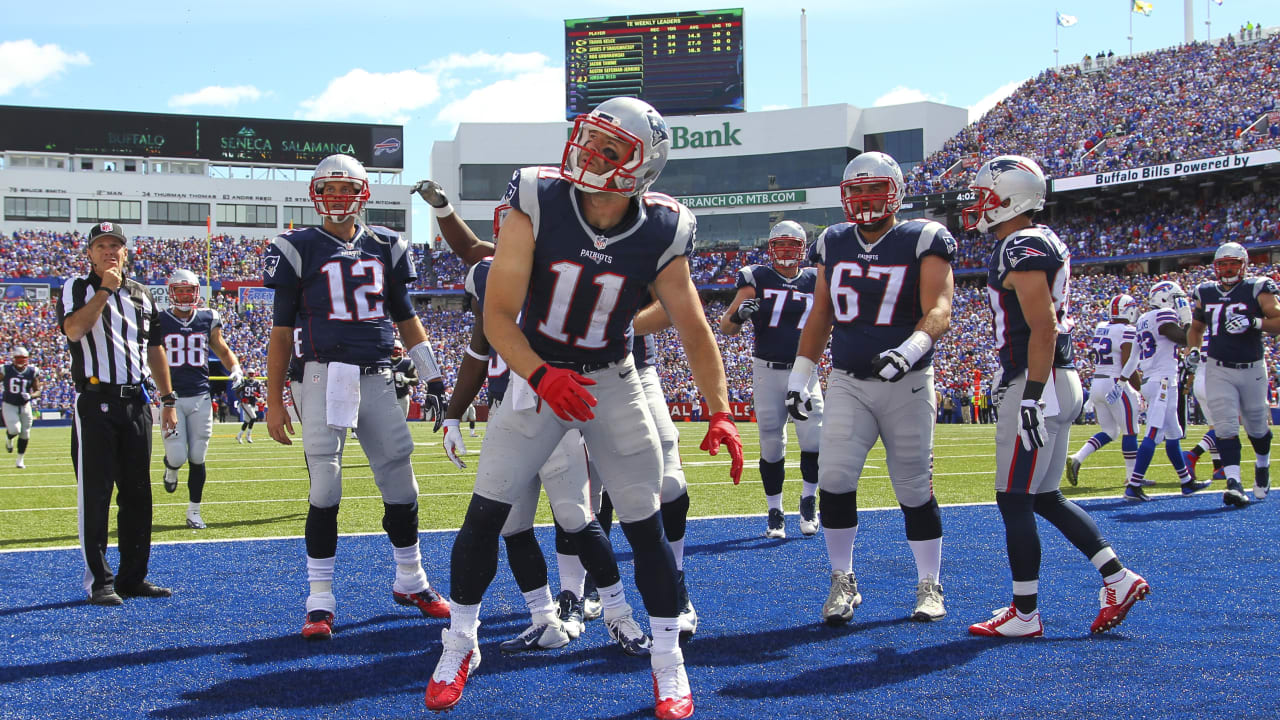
800, 8, 808, 108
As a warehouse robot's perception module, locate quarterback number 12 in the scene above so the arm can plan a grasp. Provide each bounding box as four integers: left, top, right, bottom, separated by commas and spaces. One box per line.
321, 260, 385, 321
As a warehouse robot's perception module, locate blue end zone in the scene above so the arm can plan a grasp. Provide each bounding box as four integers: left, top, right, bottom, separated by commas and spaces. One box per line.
1, 495, 1277, 719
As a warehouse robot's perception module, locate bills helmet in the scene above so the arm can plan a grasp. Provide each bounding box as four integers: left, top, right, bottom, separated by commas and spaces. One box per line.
767, 220, 808, 269
310, 154, 370, 223
561, 97, 670, 196
1108, 294, 1139, 323
167, 269, 200, 313
1149, 280, 1187, 310
961, 155, 1047, 233
839, 152, 904, 225
1213, 242, 1248, 286
12, 346, 29, 370
492, 203, 513, 241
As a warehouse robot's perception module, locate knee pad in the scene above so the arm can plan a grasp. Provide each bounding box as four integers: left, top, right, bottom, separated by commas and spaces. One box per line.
1249, 430, 1273, 456
799, 451, 820, 486
502, 528, 548, 593
660, 492, 690, 544
758, 425, 786, 464
549, 496, 592, 534
382, 501, 420, 548
759, 458, 785, 497
901, 496, 942, 541
818, 489, 858, 529
303, 451, 344, 508
305, 504, 341, 560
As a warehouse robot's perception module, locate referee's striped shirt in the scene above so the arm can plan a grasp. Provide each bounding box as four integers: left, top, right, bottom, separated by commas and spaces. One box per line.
57, 273, 159, 387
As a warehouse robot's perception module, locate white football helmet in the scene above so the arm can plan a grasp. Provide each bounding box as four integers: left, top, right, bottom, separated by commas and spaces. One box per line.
167, 269, 200, 313
961, 155, 1047, 233
767, 220, 807, 269
839, 152, 904, 225
1149, 280, 1187, 310
1213, 242, 1248, 286
561, 97, 671, 196
1108, 294, 1139, 323
309, 154, 370, 223
12, 346, 29, 370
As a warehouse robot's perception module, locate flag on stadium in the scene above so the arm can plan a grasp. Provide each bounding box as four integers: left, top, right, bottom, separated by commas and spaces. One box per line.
1132, 1, 1153, 15
1057, 12, 1078, 27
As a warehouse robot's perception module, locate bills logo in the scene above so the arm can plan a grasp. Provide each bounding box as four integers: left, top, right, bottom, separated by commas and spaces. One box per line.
373, 138, 401, 156
1005, 241, 1047, 268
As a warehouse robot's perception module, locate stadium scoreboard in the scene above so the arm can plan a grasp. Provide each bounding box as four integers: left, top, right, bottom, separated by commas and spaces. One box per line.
565, 8, 744, 119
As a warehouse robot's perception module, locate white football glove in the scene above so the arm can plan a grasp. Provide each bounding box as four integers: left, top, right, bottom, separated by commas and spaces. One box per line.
1185, 348, 1202, 369
872, 331, 932, 382
1225, 307, 1261, 335
990, 366, 1006, 408
1104, 379, 1127, 406
227, 366, 244, 388
394, 371, 407, 385
442, 419, 468, 469
1018, 399, 1047, 451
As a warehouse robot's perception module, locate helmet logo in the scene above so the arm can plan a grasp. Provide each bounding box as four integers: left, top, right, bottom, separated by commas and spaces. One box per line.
647, 113, 670, 147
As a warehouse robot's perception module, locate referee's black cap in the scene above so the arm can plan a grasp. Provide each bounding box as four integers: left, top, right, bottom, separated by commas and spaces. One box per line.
87, 221, 129, 248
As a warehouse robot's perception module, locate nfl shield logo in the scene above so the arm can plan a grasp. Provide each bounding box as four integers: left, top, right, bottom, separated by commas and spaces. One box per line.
100, 403, 109, 413
593, 235, 607, 250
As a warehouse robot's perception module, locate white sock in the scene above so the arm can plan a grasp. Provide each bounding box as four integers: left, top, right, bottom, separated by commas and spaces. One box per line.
907, 537, 942, 582
823, 526, 858, 574
557, 553, 587, 598
650, 616, 680, 656
1103, 568, 1128, 585
187, 501, 200, 515
307, 555, 335, 584
1256, 453, 1270, 469
668, 539, 685, 571
1011, 579, 1038, 597
522, 585, 555, 621
801, 481, 818, 498
598, 581, 628, 615
449, 601, 481, 635
766, 493, 783, 512
1089, 547, 1118, 572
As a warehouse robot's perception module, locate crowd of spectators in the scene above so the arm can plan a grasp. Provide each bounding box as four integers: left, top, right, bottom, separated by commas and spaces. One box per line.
905, 32, 1280, 196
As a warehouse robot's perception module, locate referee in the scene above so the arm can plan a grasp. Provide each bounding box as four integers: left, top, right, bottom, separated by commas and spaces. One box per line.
58, 222, 179, 606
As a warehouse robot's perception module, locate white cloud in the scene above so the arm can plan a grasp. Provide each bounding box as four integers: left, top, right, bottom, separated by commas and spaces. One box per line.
298, 69, 441, 124
168, 85, 264, 108
967, 80, 1025, 122
427, 51, 550, 74
0, 39, 89, 96
434, 67, 565, 127
872, 86, 947, 107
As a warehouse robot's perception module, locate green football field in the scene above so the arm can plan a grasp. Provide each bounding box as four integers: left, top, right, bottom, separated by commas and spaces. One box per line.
0, 421, 1233, 550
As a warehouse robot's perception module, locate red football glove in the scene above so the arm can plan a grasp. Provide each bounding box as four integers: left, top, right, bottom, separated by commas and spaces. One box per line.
528, 364, 598, 422
700, 411, 745, 484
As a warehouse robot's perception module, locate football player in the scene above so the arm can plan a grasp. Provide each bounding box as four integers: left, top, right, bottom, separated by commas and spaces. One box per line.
1184, 334, 1225, 481
235, 375, 261, 444
1186, 242, 1280, 505
2, 346, 40, 469
262, 153, 450, 640
719, 220, 822, 538
962, 155, 1148, 638
1066, 295, 1140, 486
158, 270, 243, 529
1114, 281, 1209, 499
787, 151, 954, 625
391, 340, 419, 418
425, 97, 743, 720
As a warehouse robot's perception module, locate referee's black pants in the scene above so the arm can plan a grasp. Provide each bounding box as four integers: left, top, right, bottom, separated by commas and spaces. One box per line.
72, 392, 155, 593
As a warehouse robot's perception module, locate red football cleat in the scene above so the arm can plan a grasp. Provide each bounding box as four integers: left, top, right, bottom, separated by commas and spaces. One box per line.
1091, 570, 1150, 633
968, 604, 1043, 638
425, 629, 481, 712
395, 587, 451, 619
301, 610, 334, 640
652, 651, 694, 720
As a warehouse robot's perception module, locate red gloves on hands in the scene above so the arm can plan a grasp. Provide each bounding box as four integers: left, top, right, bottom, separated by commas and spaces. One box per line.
528, 364, 598, 422
700, 411, 745, 484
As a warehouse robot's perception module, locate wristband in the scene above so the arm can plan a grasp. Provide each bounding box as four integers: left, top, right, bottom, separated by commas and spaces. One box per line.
464, 346, 488, 362
787, 356, 816, 393
432, 202, 455, 218
408, 341, 442, 381
161, 392, 177, 407
528, 364, 549, 389
1023, 380, 1045, 401
895, 330, 934, 366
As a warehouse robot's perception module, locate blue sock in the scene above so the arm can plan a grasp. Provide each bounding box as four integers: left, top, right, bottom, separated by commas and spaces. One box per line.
1121, 434, 1138, 454
1131, 435, 1157, 483
1166, 440, 1191, 481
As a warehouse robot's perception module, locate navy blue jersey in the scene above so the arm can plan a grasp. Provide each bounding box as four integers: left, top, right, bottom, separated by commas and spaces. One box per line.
393, 356, 417, 398
631, 333, 658, 369
465, 258, 511, 402
287, 326, 304, 382
157, 308, 221, 398
735, 265, 817, 364
2, 365, 38, 406
813, 219, 956, 377
986, 225, 1076, 376
503, 166, 695, 366
238, 378, 262, 404
1194, 276, 1278, 363
263, 224, 415, 365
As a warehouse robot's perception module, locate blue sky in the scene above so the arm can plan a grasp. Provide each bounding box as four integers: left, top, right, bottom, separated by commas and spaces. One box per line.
2, 0, 1272, 218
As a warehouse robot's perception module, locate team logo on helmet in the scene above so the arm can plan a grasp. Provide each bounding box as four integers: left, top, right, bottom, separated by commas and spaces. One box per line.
647, 112, 670, 147
988, 157, 1040, 178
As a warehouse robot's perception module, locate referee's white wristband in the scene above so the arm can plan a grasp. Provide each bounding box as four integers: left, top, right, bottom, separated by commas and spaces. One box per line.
408, 341, 443, 381
788, 356, 816, 393
432, 202, 455, 218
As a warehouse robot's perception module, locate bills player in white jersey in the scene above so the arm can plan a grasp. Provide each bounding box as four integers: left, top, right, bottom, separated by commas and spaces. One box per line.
1113, 281, 1209, 500
1066, 295, 1139, 486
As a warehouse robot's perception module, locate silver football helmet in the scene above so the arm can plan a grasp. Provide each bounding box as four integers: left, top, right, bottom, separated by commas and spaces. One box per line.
561, 97, 671, 196
167, 268, 200, 313
12, 346, 29, 370
309, 154, 370, 223
962, 155, 1047, 233
839, 152, 904, 225
1213, 242, 1248, 286
1109, 294, 1139, 323
767, 220, 807, 269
